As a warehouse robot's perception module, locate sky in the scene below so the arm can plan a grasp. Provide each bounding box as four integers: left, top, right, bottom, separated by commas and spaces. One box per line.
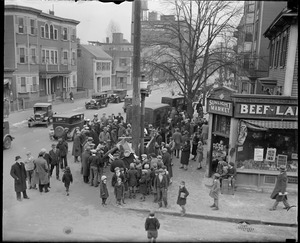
5, 0, 165, 44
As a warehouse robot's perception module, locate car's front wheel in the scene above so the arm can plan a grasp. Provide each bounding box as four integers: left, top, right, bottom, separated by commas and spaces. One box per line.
3, 136, 12, 149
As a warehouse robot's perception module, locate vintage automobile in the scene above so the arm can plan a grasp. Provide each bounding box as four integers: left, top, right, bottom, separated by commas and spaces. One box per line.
85, 92, 109, 109
28, 103, 54, 127
161, 95, 186, 112
123, 95, 132, 112
108, 89, 127, 103
126, 102, 172, 128
49, 112, 85, 141
3, 120, 14, 149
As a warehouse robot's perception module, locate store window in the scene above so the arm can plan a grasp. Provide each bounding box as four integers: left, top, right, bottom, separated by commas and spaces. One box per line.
236, 124, 298, 172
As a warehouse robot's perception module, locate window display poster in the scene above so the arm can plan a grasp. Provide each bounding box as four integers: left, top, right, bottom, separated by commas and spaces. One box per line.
266, 148, 276, 162
291, 153, 298, 160
277, 154, 288, 167
254, 148, 264, 161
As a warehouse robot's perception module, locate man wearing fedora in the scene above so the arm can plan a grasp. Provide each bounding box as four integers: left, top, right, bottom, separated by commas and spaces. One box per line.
269, 165, 293, 211
10, 156, 30, 201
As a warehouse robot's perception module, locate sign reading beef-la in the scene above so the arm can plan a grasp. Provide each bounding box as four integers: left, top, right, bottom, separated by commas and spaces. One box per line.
235, 103, 298, 119
207, 98, 233, 116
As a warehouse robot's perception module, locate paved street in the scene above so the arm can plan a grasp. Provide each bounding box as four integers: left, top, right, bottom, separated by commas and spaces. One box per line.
3, 86, 298, 241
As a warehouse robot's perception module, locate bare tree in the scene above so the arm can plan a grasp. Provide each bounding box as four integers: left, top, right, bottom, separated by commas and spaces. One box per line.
142, 0, 242, 118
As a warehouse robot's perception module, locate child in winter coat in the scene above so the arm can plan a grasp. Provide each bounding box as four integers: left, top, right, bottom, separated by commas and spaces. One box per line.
62, 166, 73, 196
100, 175, 109, 206
139, 169, 148, 201
145, 211, 160, 242
177, 181, 189, 216
209, 173, 221, 210
127, 163, 138, 199
114, 177, 125, 206
111, 167, 125, 188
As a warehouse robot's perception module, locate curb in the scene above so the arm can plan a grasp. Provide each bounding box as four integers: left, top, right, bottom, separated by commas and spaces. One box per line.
125, 207, 298, 228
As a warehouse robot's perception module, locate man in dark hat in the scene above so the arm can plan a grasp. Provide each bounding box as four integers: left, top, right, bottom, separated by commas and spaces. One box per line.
269, 165, 294, 211
49, 143, 61, 181
145, 211, 160, 242
57, 137, 68, 169
10, 156, 30, 201
154, 168, 168, 208
34, 151, 50, 193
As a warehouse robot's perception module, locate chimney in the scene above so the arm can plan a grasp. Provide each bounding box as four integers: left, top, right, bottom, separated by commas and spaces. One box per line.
106, 37, 109, 43
49, 10, 54, 15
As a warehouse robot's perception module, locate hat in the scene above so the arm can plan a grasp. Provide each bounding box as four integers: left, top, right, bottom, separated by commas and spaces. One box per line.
158, 168, 164, 173
130, 163, 135, 168
127, 124, 131, 127
279, 165, 287, 171
94, 113, 98, 116
162, 148, 167, 152
15, 156, 21, 161
229, 162, 234, 166
88, 137, 93, 141
149, 211, 155, 216
144, 163, 150, 169
41, 148, 47, 153
91, 149, 97, 154
114, 167, 120, 172
157, 155, 162, 159
65, 166, 70, 171
51, 144, 56, 147
124, 150, 131, 157
214, 173, 220, 178
58, 138, 63, 141
141, 154, 147, 158
142, 169, 148, 173
101, 175, 107, 181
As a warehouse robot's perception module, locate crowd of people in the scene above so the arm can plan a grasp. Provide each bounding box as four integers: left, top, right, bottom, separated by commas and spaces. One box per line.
10, 107, 208, 213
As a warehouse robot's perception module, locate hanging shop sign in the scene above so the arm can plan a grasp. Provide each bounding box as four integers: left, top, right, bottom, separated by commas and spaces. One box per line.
207, 98, 233, 116
235, 103, 298, 120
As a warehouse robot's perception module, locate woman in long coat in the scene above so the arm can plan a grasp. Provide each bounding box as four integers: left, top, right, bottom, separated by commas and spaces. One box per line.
72, 131, 82, 163
180, 140, 191, 170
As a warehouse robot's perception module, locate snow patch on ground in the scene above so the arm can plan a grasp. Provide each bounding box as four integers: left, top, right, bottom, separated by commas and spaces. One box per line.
12, 120, 27, 127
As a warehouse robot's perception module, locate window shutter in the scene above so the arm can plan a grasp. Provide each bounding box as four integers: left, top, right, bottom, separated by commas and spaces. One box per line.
15, 16, 19, 32
61, 52, 64, 64
61, 27, 64, 40
16, 46, 20, 63
26, 77, 31, 92
17, 77, 21, 92
25, 48, 28, 63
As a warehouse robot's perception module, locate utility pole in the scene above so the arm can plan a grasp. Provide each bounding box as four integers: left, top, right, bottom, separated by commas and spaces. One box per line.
131, 0, 141, 154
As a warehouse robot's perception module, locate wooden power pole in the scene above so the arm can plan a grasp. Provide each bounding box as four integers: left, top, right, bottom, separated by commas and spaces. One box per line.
131, 0, 141, 154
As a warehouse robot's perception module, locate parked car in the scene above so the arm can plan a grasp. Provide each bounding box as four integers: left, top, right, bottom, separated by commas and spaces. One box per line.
28, 103, 54, 127
123, 95, 132, 112
126, 102, 171, 128
3, 120, 14, 149
108, 89, 127, 103
85, 92, 109, 109
49, 113, 85, 141
161, 95, 186, 112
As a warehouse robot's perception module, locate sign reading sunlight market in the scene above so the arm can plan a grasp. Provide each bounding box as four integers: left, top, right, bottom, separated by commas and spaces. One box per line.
207, 98, 233, 116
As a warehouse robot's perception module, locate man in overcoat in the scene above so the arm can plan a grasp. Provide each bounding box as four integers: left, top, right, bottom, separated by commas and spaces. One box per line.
269, 165, 294, 211
154, 168, 168, 208
161, 148, 173, 184
33, 151, 50, 193
72, 129, 82, 163
56, 138, 68, 169
81, 146, 91, 183
172, 128, 182, 158
49, 144, 61, 180
10, 156, 30, 201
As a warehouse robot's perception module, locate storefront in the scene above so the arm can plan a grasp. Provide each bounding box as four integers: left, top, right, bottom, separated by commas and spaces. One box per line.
206, 89, 298, 191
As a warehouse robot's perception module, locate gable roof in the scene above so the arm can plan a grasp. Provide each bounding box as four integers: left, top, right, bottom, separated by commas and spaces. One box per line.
80, 45, 112, 60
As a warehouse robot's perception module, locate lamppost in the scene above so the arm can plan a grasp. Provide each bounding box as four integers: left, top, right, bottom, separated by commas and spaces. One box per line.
140, 74, 149, 155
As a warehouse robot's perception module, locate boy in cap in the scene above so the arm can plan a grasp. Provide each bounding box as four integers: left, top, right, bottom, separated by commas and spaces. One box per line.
10, 156, 30, 201
114, 177, 125, 206
100, 175, 109, 206
145, 211, 160, 242
62, 166, 73, 196
209, 173, 221, 210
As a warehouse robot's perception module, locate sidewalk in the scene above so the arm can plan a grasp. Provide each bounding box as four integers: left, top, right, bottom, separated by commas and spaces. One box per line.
120, 156, 298, 227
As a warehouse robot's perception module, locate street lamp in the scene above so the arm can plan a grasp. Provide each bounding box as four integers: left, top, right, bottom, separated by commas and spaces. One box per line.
140, 73, 149, 155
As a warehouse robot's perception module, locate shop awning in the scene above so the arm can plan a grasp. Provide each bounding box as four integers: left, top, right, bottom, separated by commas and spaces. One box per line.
243, 119, 298, 129
257, 77, 277, 86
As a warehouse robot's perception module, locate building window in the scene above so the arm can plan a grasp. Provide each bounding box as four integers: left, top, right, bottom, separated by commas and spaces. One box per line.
45, 24, 49, 38
50, 25, 54, 39
54, 29, 58, 40
62, 27, 68, 40
274, 38, 281, 67
50, 50, 54, 64
96, 62, 101, 71
31, 48, 36, 64
280, 31, 288, 67
18, 17, 24, 33
119, 58, 127, 66
63, 51, 68, 64
32, 77, 38, 92
102, 77, 110, 87
46, 50, 50, 63
71, 52, 76, 65
20, 77, 27, 92
30, 19, 36, 35
41, 26, 45, 38
54, 51, 58, 64
19, 47, 26, 63
42, 50, 46, 63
